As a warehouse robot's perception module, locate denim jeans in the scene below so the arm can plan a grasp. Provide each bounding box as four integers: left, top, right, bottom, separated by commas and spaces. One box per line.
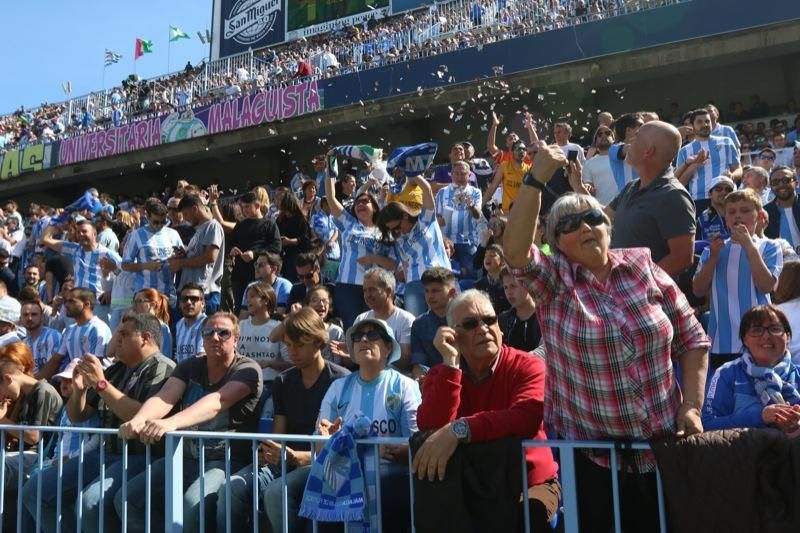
263, 465, 312, 533
205, 291, 221, 314
219, 463, 277, 530
334, 282, 368, 331
402, 280, 427, 317
22, 450, 107, 533
119, 457, 239, 533
81, 454, 149, 533
453, 243, 478, 280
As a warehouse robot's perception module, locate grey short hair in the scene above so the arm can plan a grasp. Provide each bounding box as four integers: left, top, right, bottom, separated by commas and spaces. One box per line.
545, 193, 611, 254
446, 289, 492, 326
121, 311, 163, 347
364, 267, 396, 294
747, 166, 769, 181
452, 160, 471, 173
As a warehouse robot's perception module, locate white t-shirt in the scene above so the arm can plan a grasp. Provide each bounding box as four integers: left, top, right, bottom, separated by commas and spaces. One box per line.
581, 154, 616, 205
778, 299, 800, 365
237, 318, 288, 381
354, 307, 415, 345
558, 142, 586, 164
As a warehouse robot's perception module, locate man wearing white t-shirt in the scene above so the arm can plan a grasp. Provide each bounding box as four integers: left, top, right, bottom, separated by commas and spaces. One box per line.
764, 166, 800, 250
581, 126, 616, 205
353, 267, 415, 371
553, 122, 586, 165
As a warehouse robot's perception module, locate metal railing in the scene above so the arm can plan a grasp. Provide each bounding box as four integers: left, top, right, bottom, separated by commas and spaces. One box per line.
0, 423, 675, 533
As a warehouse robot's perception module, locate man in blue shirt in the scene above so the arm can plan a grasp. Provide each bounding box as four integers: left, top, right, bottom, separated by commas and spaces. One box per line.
411, 267, 457, 380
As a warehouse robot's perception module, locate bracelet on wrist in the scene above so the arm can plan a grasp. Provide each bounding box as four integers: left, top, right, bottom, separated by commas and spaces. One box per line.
522, 170, 546, 191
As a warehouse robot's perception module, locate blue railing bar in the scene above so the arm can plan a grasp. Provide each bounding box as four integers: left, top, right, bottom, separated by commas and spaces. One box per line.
75, 433, 85, 533
0, 431, 5, 525
121, 439, 129, 533
225, 438, 232, 533
521, 439, 652, 450
374, 443, 383, 530
55, 436, 65, 533
407, 447, 416, 533
99, 432, 106, 533
35, 435, 44, 532
165, 434, 184, 533
16, 434, 23, 533
656, 467, 668, 533
311, 441, 319, 533
521, 446, 531, 533
146, 444, 152, 533
280, 440, 288, 533
251, 439, 259, 533
560, 447, 579, 533
609, 448, 622, 533
199, 438, 206, 533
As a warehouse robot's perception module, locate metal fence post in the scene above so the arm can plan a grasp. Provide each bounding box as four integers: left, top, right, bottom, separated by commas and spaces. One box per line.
165, 434, 185, 533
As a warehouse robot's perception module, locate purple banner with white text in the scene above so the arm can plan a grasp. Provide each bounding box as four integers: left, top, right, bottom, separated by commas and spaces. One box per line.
57, 80, 323, 167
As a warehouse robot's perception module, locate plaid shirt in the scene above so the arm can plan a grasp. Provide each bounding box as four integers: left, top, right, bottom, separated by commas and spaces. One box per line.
511, 246, 710, 472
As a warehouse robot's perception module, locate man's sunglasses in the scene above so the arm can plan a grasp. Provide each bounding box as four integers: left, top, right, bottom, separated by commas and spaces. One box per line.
453, 315, 498, 330
770, 177, 795, 186
554, 209, 605, 236
201, 327, 233, 340
180, 295, 202, 303
350, 329, 386, 343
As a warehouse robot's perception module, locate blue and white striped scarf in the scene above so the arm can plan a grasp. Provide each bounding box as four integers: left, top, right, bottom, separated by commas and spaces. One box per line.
300, 414, 378, 530
742, 350, 800, 406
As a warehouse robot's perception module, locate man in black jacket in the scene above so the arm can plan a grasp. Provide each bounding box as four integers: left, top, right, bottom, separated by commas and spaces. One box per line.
763, 166, 800, 251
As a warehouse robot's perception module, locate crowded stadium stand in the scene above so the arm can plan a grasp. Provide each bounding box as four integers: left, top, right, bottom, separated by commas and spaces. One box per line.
1, 0, 800, 531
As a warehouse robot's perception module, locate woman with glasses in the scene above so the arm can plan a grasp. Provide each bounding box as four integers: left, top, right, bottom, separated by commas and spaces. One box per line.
702, 304, 800, 434
132, 288, 173, 356
376, 175, 450, 317
324, 159, 396, 330
317, 317, 420, 532
504, 143, 711, 533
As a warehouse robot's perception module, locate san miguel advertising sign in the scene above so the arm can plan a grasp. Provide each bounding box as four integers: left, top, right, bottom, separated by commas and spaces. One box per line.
214, 0, 286, 59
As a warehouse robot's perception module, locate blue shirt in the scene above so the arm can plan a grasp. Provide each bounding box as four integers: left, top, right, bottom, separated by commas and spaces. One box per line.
26, 327, 62, 374
175, 315, 206, 361
697, 237, 783, 354
55, 317, 113, 368
393, 207, 450, 283
333, 211, 392, 285
311, 211, 341, 260
703, 354, 800, 430
677, 136, 740, 201
61, 241, 122, 297
239, 277, 293, 311
608, 143, 638, 193
435, 184, 482, 245
123, 225, 184, 296
697, 208, 730, 241
410, 310, 448, 368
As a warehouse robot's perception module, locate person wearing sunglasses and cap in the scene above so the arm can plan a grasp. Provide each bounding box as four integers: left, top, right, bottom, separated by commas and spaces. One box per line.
504, 142, 710, 533
412, 289, 559, 532
697, 176, 735, 242
119, 311, 263, 532
316, 317, 420, 532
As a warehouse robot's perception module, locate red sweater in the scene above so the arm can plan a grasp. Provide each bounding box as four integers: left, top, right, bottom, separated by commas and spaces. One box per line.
417, 345, 558, 486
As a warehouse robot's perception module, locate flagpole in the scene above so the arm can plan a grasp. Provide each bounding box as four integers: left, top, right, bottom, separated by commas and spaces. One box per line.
167, 27, 171, 73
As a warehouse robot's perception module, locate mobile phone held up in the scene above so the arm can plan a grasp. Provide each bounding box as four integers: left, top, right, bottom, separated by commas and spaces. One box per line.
567, 150, 579, 162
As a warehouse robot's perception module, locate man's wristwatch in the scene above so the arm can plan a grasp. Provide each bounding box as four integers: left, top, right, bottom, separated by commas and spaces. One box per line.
95, 379, 108, 393
451, 418, 470, 443
522, 170, 546, 191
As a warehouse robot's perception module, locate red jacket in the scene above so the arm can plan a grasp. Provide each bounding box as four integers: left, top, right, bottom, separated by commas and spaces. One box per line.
417, 345, 558, 486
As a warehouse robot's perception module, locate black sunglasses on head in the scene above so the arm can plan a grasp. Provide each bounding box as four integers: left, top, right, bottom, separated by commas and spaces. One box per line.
555, 208, 605, 236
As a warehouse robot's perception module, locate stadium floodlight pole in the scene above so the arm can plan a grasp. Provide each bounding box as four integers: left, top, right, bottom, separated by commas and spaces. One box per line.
168, 25, 171, 73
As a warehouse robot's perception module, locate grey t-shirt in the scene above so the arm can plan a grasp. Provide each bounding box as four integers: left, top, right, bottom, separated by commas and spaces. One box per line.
18, 380, 63, 450
178, 218, 225, 293
609, 172, 696, 263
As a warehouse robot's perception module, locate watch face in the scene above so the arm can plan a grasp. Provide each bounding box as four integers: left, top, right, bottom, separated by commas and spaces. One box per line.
452, 419, 468, 439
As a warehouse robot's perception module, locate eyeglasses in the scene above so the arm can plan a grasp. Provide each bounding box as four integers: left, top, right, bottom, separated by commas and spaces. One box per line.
310, 298, 330, 305
350, 329, 385, 343
201, 327, 233, 340
180, 295, 202, 303
513, 146, 527, 153
355, 199, 371, 206
745, 324, 786, 337
760, 155, 776, 161
453, 315, 498, 330
770, 177, 795, 186
554, 208, 605, 236
299, 272, 317, 280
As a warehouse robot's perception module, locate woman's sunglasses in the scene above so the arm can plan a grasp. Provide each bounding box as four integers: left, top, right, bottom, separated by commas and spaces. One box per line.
554, 208, 605, 237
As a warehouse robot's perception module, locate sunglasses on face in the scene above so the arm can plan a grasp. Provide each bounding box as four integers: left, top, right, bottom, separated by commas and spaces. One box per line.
513, 146, 527, 153
554, 208, 605, 237
454, 315, 498, 330
201, 327, 233, 340
350, 329, 385, 343
770, 177, 795, 186
180, 295, 202, 303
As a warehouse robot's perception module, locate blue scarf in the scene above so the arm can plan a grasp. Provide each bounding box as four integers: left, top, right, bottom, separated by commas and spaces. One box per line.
386, 143, 438, 192
300, 414, 376, 527
742, 350, 800, 406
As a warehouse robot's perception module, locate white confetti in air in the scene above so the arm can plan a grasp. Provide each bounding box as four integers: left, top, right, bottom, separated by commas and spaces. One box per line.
360, 125, 367, 130
359, 100, 364, 106
591, 89, 597, 94
155, 161, 161, 166
443, 129, 450, 134
538, 94, 544, 101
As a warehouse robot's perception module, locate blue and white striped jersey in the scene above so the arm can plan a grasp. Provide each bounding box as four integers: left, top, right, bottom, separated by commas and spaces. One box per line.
333, 211, 392, 286
436, 184, 482, 245
712, 123, 741, 150
394, 208, 450, 283
55, 316, 113, 368
175, 314, 206, 362
698, 237, 783, 354
677, 136, 740, 201
123, 226, 184, 296
61, 242, 122, 296
608, 143, 638, 193
26, 327, 62, 374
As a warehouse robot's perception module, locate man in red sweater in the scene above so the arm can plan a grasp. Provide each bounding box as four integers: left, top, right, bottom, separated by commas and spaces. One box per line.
412, 289, 560, 530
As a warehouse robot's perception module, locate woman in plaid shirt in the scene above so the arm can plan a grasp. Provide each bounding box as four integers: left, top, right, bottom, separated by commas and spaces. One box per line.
504, 135, 711, 533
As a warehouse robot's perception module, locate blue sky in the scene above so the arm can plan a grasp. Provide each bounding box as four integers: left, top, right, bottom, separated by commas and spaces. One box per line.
0, 0, 213, 115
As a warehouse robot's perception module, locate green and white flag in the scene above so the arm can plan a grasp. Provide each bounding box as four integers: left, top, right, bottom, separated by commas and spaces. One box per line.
169, 26, 190, 42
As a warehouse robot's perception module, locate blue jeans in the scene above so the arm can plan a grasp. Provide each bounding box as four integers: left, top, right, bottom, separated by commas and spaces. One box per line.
334, 283, 368, 331
119, 457, 238, 533
263, 465, 312, 533
205, 292, 221, 314
81, 454, 149, 533
22, 450, 107, 533
220, 463, 277, 530
453, 243, 478, 279
402, 280, 427, 317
